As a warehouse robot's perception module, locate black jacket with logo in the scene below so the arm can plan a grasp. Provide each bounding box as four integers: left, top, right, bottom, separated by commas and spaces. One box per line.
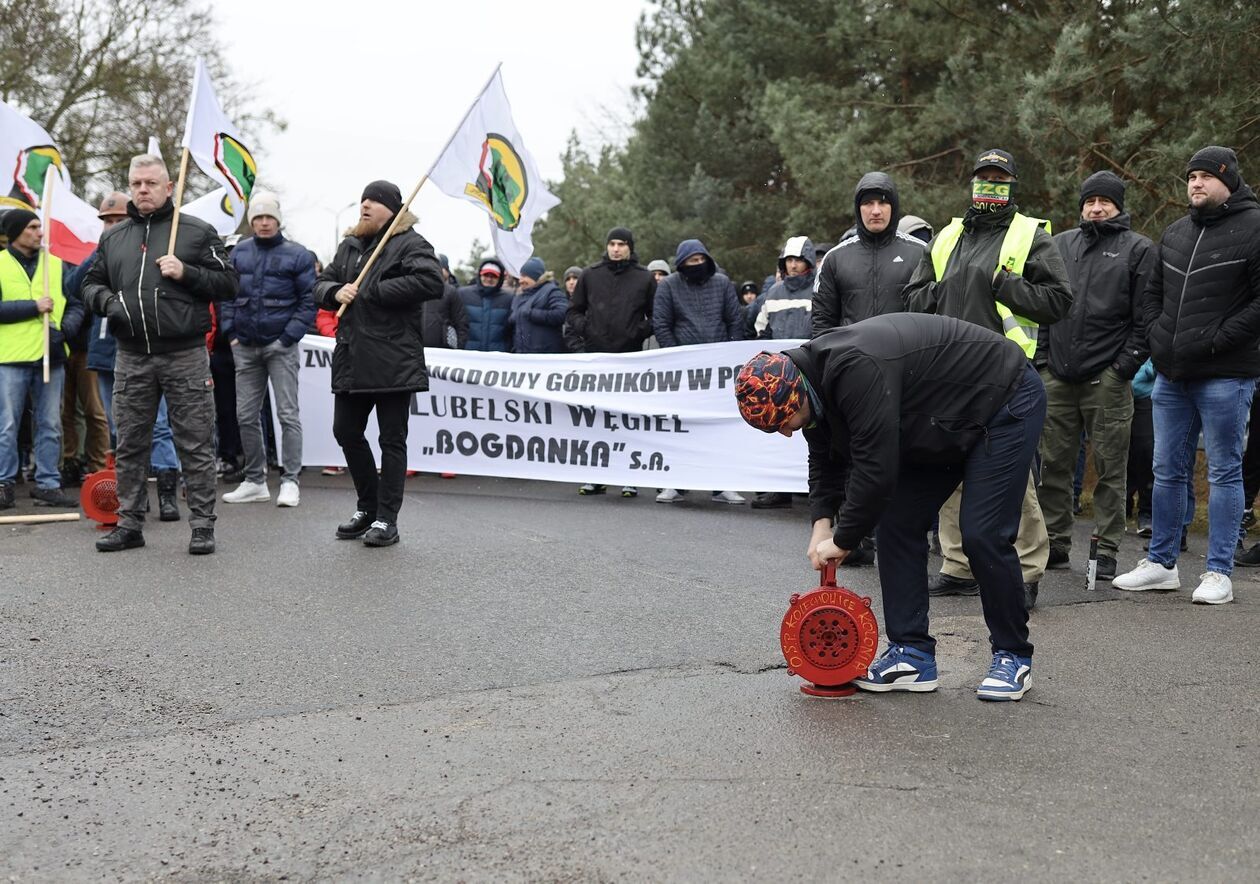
1043, 214, 1154, 382
903, 202, 1073, 337
785, 312, 1027, 551
315, 211, 445, 394
1142, 185, 1260, 381
82, 198, 238, 355
812, 172, 924, 336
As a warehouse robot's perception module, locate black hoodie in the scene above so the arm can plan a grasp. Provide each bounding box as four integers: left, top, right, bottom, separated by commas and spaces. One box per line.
812, 171, 925, 336
1143, 184, 1260, 381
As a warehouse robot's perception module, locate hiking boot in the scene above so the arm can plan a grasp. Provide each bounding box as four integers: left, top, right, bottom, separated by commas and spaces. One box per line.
0, 483, 14, 510
840, 541, 875, 567
1096, 554, 1117, 580
578, 483, 606, 495
61, 458, 84, 488
751, 492, 792, 509
188, 527, 215, 555
1112, 558, 1179, 591
363, 520, 399, 547
853, 645, 939, 692
336, 510, 373, 539
927, 572, 979, 596
96, 526, 144, 552
1047, 542, 1070, 569
31, 486, 77, 508
711, 491, 746, 505
222, 480, 270, 503
1192, 571, 1233, 605
1235, 542, 1260, 567
1023, 582, 1039, 611
156, 469, 181, 521
976, 651, 1033, 701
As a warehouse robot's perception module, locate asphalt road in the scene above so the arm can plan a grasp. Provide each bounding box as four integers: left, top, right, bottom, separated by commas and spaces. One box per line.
2, 473, 1258, 881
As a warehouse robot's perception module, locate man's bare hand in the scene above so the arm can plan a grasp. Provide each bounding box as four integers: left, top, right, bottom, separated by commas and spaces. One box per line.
808, 518, 833, 570
814, 538, 849, 569
35, 297, 53, 314
336, 282, 359, 305
156, 255, 185, 280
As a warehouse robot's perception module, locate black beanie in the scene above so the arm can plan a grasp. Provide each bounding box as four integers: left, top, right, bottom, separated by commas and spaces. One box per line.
607, 226, 634, 250
361, 180, 403, 214
1185, 146, 1241, 193
2, 208, 39, 243
1079, 171, 1126, 212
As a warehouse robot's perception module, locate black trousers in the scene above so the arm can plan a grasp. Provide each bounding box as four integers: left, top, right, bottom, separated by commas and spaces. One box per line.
1242, 387, 1260, 508
1127, 396, 1154, 520
874, 364, 1046, 658
332, 391, 411, 524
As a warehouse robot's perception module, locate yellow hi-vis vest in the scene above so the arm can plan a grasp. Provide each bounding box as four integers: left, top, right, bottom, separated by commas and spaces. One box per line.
929, 213, 1051, 358
0, 249, 66, 363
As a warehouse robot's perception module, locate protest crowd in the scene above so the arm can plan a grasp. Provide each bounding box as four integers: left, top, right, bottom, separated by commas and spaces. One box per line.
4, 132, 1260, 696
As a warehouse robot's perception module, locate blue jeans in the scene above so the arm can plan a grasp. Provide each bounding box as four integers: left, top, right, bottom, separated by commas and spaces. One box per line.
97, 371, 180, 470
0, 363, 66, 488
1151, 374, 1256, 574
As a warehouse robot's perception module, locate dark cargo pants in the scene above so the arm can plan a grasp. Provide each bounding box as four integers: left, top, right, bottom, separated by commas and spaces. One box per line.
113, 347, 217, 531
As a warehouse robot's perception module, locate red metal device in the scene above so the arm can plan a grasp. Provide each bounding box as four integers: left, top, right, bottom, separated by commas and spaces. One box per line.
780, 560, 879, 698
80, 453, 119, 529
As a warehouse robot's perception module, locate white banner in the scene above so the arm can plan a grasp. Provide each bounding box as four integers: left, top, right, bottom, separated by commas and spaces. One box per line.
294, 337, 808, 492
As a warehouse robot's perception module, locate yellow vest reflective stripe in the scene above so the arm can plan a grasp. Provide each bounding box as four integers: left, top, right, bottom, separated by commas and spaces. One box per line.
928, 213, 1051, 358
0, 249, 66, 363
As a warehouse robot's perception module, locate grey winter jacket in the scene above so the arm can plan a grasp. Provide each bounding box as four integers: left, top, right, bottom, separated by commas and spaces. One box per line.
652, 240, 741, 347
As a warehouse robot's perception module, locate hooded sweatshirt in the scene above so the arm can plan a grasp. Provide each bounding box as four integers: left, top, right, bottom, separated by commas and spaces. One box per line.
812, 172, 925, 336
652, 239, 742, 347
754, 236, 816, 339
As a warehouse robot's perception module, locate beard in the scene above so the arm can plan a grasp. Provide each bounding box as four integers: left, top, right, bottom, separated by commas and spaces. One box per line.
350, 217, 384, 239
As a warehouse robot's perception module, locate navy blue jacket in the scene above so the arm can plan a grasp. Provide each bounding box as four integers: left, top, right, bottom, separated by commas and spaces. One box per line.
221, 233, 317, 346
652, 239, 741, 347
459, 283, 513, 351
71, 250, 117, 372
510, 280, 568, 353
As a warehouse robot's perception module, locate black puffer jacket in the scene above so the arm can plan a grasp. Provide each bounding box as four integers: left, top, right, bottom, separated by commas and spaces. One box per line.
421, 279, 470, 350
786, 313, 1027, 551
564, 254, 656, 352
82, 198, 238, 355
314, 211, 445, 394
1043, 215, 1154, 382
1142, 185, 1260, 381
904, 202, 1073, 335
812, 172, 925, 336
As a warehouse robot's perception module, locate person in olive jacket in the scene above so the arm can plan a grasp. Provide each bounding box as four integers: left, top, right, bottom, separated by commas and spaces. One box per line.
1114, 147, 1260, 605
1040, 171, 1154, 580
82, 154, 238, 556
314, 180, 444, 548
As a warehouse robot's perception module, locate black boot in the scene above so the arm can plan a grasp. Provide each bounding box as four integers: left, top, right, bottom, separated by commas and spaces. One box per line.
156, 470, 181, 522
188, 527, 216, 555
96, 526, 145, 552
928, 572, 980, 596
750, 492, 792, 509
0, 483, 14, 509
336, 510, 374, 539
363, 520, 399, 547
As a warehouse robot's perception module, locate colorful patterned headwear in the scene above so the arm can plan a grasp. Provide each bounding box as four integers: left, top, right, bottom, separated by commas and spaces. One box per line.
735, 352, 806, 433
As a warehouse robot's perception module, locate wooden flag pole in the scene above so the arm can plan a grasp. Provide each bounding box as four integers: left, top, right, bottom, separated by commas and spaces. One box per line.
39, 169, 55, 384
167, 147, 191, 256
0, 512, 80, 525
334, 62, 504, 319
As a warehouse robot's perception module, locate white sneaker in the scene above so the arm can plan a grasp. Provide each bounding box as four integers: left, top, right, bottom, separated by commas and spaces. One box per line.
1111, 558, 1180, 591
656, 488, 684, 503
1192, 571, 1233, 604
276, 481, 300, 507
222, 480, 270, 503
712, 490, 747, 505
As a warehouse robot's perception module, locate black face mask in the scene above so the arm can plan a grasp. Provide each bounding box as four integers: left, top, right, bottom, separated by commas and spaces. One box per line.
679, 260, 713, 283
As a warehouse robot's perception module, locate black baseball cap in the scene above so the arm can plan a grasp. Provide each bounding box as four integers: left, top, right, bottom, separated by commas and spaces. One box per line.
973, 148, 1017, 178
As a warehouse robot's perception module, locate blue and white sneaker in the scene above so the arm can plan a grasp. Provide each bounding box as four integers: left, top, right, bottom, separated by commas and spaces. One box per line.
976, 651, 1032, 701
853, 645, 939, 692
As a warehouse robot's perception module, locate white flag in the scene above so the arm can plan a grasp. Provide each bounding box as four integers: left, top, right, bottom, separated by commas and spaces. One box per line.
181, 58, 256, 226
147, 135, 163, 160
0, 98, 72, 212
428, 68, 559, 276
183, 187, 239, 236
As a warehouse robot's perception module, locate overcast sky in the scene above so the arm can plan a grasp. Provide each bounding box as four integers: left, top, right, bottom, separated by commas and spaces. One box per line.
207, 0, 649, 265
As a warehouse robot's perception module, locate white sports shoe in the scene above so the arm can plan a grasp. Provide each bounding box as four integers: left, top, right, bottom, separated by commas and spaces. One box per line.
1112, 558, 1180, 591
222, 480, 270, 503
276, 481, 300, 508
712, 490, 746, 505
1192, 571, 1233, 604
656, 488, 684, 503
